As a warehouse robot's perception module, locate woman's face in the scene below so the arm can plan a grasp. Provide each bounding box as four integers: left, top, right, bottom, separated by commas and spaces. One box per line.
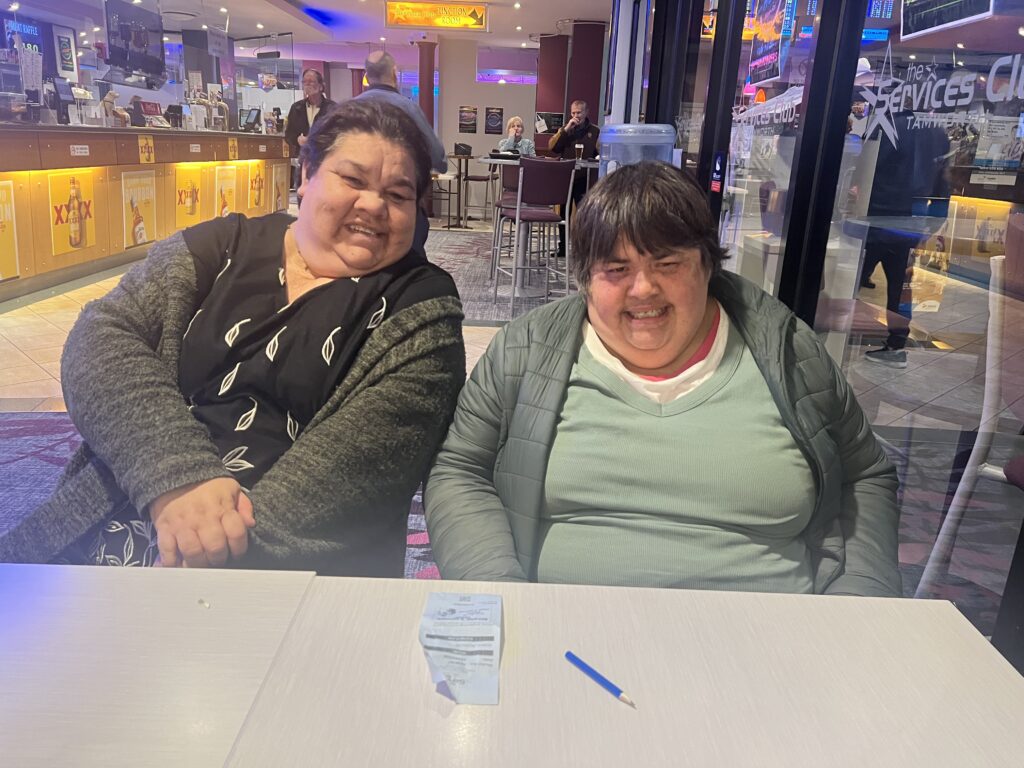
296, 132, 418, 277
509, 120, 523, 138
586, 239, 714, 377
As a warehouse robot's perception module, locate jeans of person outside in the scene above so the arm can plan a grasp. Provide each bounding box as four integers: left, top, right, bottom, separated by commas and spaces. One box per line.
862, 228, 916, 350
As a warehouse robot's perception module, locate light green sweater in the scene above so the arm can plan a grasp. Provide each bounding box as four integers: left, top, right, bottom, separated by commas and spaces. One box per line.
539, 323, 817, 593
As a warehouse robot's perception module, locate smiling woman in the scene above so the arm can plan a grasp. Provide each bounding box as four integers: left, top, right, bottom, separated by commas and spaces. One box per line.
426, 161, 901, 598
1, 101, 466, 577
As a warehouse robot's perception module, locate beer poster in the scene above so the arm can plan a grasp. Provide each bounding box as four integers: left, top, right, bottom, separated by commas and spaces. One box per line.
272, 163, 289, 212
49, 170, 95, 257
122, 170, 156, 248
175, 165, 203, 230
0, 180, 18, 279
248, 160, 266, 210
215, 165, 236, 218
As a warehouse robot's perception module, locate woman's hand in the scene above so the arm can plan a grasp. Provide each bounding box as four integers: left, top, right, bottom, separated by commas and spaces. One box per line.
298, 134, 308, 147
149, 478, 256, 568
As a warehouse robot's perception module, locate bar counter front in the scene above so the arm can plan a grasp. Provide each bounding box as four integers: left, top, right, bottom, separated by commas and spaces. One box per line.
0, 124, 292, 301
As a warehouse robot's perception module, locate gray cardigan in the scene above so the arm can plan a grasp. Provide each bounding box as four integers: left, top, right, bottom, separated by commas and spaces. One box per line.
425, 272, 902, 597
0, 230, 466, 576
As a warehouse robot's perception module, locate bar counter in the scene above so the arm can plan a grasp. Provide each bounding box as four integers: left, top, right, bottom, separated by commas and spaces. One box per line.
0, 124, 292, 301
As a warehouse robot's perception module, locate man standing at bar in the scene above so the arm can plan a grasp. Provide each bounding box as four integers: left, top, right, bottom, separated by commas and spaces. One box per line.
550, 100, 601, 259
284, 69, 336, 188
354, 51, 447, 173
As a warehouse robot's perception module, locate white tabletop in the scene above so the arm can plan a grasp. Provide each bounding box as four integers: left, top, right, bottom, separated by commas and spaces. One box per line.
0, 563, 314, 768
225, 578, 1024, 767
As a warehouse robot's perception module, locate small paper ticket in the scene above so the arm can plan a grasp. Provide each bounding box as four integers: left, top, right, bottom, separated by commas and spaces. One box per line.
419, 592, 502, 705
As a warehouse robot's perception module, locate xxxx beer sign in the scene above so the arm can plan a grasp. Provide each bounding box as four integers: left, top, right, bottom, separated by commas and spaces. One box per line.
175, 165, 204, 229
49, 171, 96, 257
137, 134, 155, 164
385, 2, 488, 31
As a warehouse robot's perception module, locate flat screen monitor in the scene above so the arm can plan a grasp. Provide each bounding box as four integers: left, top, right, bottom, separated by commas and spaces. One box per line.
901, 0, 993, 40
52, 76, 74, 103
243, 107, 260, 129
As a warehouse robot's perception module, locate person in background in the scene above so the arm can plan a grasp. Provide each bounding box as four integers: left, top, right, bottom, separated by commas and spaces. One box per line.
497, 115, 535, 156
0, 100, 466, 577
285, 69, 336, 187
426, 161, 901, 598
355, 50, 447, 174
550, 100, 601, 258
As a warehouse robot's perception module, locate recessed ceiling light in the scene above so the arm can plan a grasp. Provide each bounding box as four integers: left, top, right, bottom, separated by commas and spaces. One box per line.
79, 31, 86, 37
256, 22, 264, 29
92, 26, 100, 32
1019, 25, 1024, 37
8, 2, 19, 10
955, 42, 965, 49
380, 36, 386, 41
520, 42, 526, 47
498, 78, 506, 84
220, 6, 228, 12
515, 25, 522, 31
908, 54, 916, 60
201, 24, 208, 29
514, 2, 521, 8
163, 36, 169, 41
132, 0, 141, 4
957, 59, 964, 66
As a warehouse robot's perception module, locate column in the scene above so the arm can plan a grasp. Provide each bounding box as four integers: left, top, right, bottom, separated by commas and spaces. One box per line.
416, 41, 437, 126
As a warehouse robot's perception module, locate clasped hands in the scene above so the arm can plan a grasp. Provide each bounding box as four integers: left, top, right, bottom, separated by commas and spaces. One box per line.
149, 477, 255, 568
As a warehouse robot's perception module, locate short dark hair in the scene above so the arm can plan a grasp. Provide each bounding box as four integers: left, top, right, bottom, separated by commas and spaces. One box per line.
364, 51, 397, 84
301, 68, 324, 87
299, 99, 432, 199
570, 161, 729, 290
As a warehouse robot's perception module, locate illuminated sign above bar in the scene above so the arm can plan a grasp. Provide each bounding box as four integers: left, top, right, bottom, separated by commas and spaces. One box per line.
385, 2, 488, 31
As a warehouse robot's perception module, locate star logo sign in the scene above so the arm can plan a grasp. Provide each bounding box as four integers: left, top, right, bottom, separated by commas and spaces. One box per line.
860, 43, 903, 148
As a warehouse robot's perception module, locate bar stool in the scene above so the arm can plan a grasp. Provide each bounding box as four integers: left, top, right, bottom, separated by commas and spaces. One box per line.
462, 160, 499, 223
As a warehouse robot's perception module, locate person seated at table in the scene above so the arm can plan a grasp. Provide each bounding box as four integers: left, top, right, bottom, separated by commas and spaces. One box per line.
425, 161, 901, 597
496, 116, 535, 156
0, 100, 466, 576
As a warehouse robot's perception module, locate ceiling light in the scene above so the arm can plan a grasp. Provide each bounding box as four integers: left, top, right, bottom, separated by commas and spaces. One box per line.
201, 24, 208, 29
515, 25, 522, 31
76, 51, 82, 57
908, 54, 916, 60
957, 60, 964, 66
513, 2, 521, 8
380, 36, 386, 41
163, 36, 169, 41
220, 6, 228, 12
498, 78, 506, 84
256, 22, 264, 29
132, 0, 141, 4
79, 31, 86, 37
520, 42, 526, 47
1019, 25, 1024, 37
8, 2, 19, 10
955, 42, 964, 49
93, 26, 100, 32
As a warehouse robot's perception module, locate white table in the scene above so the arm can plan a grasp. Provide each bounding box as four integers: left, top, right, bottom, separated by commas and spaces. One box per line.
226, 578, 1024, 767
0, 564, 314, 768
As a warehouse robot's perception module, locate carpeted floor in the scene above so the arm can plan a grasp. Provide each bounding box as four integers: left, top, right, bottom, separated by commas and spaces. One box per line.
4, 413, 1022, 633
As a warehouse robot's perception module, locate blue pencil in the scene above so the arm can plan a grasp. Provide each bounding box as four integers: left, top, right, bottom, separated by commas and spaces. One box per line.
564, 651, 637, 708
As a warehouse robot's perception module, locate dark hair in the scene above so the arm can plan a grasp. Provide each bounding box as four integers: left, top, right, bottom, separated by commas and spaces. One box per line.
299, 99, 432, 199
364, 51, 397, 85
301, 68, 324, 88
570, 161, 729, 290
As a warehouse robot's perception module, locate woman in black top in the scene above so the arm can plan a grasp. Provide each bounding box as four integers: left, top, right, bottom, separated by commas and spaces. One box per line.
284, 69, 337, 163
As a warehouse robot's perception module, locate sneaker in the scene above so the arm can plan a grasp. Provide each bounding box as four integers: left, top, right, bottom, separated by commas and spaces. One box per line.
865, 346, 907, 369
860, 278, 876, 289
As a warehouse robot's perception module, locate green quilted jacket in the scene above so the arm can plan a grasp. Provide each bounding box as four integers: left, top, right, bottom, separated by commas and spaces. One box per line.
426, 271, 901, 597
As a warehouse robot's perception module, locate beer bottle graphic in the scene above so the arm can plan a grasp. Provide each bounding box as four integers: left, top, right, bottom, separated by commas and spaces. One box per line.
220, 186, 230, 217
130, 197, 147, 245
186, 181, 198, 215
67, 176, 83, 248
253, 170, 263, 207
274, 181, 282, 212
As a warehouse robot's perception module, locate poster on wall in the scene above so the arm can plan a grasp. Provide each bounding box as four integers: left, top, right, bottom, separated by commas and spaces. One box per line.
485, 107, 503, 135
459, 105, 477, 134
215, 165, 236, 217
0, 180, 19, 280
249, 161, 266, 210
122, 170, 156, 248
901, 0, 992, 41
272, 163, 289, 212
51, 24, 78, 83
175, 165, 203, 230
49, 171, 95, 257
748, 0, 785, 86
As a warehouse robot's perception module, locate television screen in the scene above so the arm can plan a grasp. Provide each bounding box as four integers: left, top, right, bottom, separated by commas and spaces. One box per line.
53, 76, 74, 103
244, 107, 260, 127
104, 0, 165, 81
901, 0, 993, 40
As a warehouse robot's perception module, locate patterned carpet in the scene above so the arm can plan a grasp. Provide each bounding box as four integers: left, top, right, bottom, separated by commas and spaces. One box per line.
424, 228, 555, 323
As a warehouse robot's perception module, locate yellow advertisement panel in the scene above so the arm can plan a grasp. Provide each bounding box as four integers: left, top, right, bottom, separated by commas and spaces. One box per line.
248, 160, 265, 210
122, 170, 157, 248
175, 165, 204, 230
0, 180, 18, 279
272, 163, 289, 212
49, 170, 96, 257
137, 135, 155, 164
215, 165, 236, 217
385, 2, 487, 30
228, 137, 238, 160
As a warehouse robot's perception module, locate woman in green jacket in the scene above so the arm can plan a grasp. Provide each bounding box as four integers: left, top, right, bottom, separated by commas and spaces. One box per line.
426, 161, 900, 597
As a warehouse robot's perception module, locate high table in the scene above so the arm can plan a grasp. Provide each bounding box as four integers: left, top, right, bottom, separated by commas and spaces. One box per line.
0, 564, 314, 767
226, 577, 1024, 767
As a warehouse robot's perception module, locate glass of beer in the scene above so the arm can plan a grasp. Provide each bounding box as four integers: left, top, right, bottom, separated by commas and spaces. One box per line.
574, 143, 584, 160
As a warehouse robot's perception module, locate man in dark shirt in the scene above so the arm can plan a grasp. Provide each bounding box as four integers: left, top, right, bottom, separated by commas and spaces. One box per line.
550, 100, 601, 258
284, 69, 336, 187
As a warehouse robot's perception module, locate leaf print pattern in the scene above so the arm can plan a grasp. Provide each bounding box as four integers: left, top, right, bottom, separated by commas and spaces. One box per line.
235, 397, 258, 431
350, 277, 360, 283
278, 267, 286, 285
367, 297, 387, 329
218, 362, 240, 396
224, 318, 252, 347
287, 411, 299, 442
183, 309, 203, 339
265, 325, 287, 362
222, 445, 255, 473
321, 326, 342, 365
214, 258, 232, 283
